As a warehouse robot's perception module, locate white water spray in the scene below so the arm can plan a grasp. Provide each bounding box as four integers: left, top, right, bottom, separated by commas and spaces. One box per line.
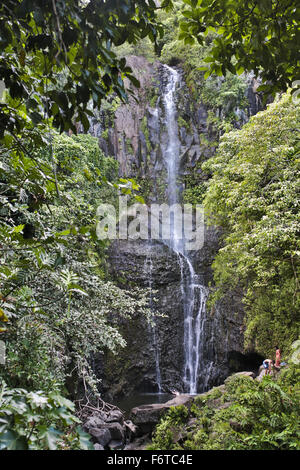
144, 248, 162, 393
161, 64, 209, 394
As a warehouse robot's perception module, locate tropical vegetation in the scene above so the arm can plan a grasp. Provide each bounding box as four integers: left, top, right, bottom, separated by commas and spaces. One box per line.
0, 0, 299, 451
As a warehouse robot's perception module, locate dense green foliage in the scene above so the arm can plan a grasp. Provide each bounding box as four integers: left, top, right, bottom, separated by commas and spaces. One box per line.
0, 0, 173, 135
149, 364, 300, 450
179, 0, 300, 96
0, 0, 172, 450
1, 0, 299, 452
1, 133, 151, 392
0, 381, 93, 450
203, 94, 300, 357
0, 132, 152, 448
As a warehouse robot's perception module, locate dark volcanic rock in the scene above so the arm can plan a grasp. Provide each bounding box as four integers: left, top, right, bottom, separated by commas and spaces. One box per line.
88, 427, 111, 447
124, 420, 139, 441
83, 410, 126, 448
84, 415, 106, 429
130, 395, 194, 434
106, 409, 124, 425
103, 422, 125, 441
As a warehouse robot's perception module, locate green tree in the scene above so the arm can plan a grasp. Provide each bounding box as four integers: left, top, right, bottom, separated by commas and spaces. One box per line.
0, 0, 173, 136
0, 381, 93, 450
0, 133, 151, 394
0, 2, 169, 450
0, 132, 152, 449
203, 93, 300, 356
179, 0, 300, 95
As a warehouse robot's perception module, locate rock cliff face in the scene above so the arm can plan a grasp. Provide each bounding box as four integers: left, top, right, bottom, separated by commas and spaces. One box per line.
105, 240, 184, 397
103, 236, 256, 399
96, 57, 263, 182
88, 56, 264, 400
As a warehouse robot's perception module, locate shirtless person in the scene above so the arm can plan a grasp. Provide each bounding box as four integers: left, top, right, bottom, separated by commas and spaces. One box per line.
262, 358, 273, 376
275, 346, 281, 369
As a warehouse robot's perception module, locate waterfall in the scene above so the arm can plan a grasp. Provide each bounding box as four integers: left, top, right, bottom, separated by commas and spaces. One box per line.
179, 257, 209, 394
161, 64, 209, 394
162, 64, 180, 207
144, 247, 162, 393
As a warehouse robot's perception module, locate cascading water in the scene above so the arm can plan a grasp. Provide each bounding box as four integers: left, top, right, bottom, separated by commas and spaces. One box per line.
179, 258, 209, 394
162, 64, 180, 208
144, 247, 162, 393
161, 64, 209, 394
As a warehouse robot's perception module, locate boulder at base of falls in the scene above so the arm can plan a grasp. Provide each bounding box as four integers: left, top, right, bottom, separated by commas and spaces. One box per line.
83, 415, 106, 429
83, 409, 126, 448
107, 439, 124, 450
103, 422, 125, 441
106, 409, 124, 425
124, 420, 139, 442
256, 366, 266, 382
124, 434, 152, 451
130, 394, 194, 434
88, 427, 111, 447
86, 422, 125, 444
256, 364, 281, 382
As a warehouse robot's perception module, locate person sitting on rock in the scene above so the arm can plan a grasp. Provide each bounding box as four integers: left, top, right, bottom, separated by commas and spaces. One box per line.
262, 358, 273, 376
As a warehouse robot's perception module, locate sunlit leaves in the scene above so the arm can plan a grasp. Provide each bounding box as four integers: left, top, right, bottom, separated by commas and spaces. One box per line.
0, 382, 91, 450
204, 94, 300, 355
179, 0, 300, 96
1, 130, 152, 399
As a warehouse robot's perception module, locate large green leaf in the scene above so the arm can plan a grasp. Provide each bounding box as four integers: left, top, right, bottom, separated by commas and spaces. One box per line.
0, 430, 28, 450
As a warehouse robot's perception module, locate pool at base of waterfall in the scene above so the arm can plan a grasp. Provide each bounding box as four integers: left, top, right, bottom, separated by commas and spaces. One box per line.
113, 393, 173, 417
